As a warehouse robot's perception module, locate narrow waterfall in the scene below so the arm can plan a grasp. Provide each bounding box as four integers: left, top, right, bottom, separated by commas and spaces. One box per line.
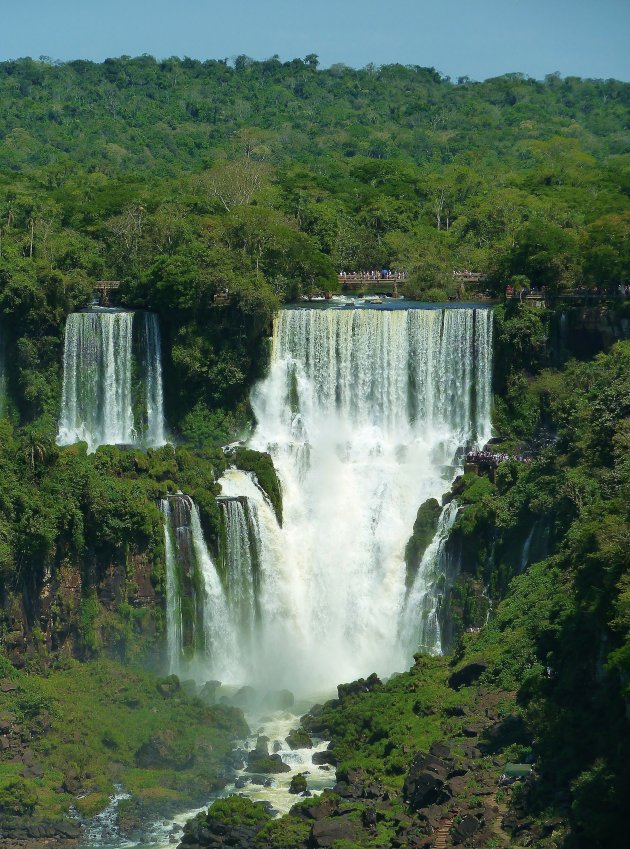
217, 468, 287, 683
217, 496, 259, 646
161, 497, 187, 674
161, 493, 238, 680
208, 305, 494, 693
140, 312, 166, 447
400, 500, 460, 655
57, 309, 166, 452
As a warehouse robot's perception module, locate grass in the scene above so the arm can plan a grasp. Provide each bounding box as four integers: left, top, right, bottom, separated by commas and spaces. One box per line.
0, 656, 247, 822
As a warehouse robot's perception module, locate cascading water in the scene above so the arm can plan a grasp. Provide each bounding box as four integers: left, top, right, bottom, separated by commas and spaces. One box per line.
161, 497, 185, 674
141, 311, 166, 447
57, 309, 166, 452
210, 305, 495, 693
161, 493, 240, 681
400, 500, 460, 655
217, 496, 259, 651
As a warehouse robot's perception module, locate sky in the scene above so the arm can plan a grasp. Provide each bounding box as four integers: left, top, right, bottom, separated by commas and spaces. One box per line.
1, 0, 629, 81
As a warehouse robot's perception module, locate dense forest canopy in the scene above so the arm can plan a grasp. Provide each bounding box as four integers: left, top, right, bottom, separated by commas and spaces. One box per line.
0, 56, 628, 439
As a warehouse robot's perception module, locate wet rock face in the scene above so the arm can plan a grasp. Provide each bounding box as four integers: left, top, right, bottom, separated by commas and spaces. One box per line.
405, 497, 442, 589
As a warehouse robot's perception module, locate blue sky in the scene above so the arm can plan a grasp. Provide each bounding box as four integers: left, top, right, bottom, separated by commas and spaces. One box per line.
1, 0, 628, 81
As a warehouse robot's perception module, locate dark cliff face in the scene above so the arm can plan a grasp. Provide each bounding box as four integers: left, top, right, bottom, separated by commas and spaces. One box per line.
2, 546, 162, 669
551, 305, 630, 364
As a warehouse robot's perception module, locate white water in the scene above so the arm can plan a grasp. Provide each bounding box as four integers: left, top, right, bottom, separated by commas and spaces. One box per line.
401, 500, 460, 655
57, 310, 165, 452
161, 498, 184, 674
81, 785, 132, 847
211, 306, 495, 693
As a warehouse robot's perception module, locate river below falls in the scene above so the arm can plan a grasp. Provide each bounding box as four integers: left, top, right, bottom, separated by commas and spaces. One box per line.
80, 704, 336, 849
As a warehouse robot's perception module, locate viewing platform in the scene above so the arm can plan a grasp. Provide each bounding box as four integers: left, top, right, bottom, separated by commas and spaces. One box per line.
339, 271, 408, 294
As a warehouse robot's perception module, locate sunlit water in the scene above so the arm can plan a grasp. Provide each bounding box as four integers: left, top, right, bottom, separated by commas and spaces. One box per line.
81, 304, 493, 846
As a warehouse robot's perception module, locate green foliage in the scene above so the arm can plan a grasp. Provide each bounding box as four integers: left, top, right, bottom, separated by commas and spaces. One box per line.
232, 447, 283, 524
0, 658, 248, 822
204, 795, 272, 828
448, 341, 630, 844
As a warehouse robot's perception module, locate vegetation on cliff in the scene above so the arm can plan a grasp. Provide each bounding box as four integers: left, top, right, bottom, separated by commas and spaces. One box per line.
0, 656, 247, 834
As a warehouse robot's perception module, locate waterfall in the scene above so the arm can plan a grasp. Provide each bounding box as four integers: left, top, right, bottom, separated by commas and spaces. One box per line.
217, 468, 288, 684
141, 312, 166, 447
57, 309, 166, 452
210, 305, 494, 692
217, 496, 259, 646
161, 497, 185, 674
400, 500, 460, 655
162, 493, 240, 680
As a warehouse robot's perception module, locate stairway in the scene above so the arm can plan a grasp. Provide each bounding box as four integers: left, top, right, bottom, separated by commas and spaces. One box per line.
433, 816, 454, 848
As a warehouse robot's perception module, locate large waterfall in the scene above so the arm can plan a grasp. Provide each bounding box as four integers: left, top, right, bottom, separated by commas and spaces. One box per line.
57, 309, 165, 452
208, 305, 494, 693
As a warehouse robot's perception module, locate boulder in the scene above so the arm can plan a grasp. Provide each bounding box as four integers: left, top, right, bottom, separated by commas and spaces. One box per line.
312, 750, 337, 767
429, 742, 451, 760
403, 752, 451, 810
156, 675, 181, 699
199, 680, 221, 704
310, 815, 357, 848
453, 814, 481, 843
249, 735, 269, 761
263, 689, 295, 711
231, 685, 258, 710
289, 773, 308, 794
245, 753, 290, 774
135, 730, 194, 770
337, 672, 381, 700
286, 728, 313, 750
448, 662, 488, 690
180, 679, 198, 697
478, 714, 529, 753
333, 768, 386, 800
299, 795, 339, 820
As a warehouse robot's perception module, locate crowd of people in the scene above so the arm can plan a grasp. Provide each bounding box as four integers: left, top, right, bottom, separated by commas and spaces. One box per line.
338, 269, 409, 281
466, 450, 533, 466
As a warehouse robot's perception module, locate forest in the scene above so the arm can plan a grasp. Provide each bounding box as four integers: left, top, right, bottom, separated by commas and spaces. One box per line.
0, 55, 629, 849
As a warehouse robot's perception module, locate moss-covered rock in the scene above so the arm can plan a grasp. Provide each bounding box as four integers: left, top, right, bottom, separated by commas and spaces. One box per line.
404, 498, 442, 589
285, 728, 313, 750
232, 447, 283, 525
288, 772, 308, 794
245, 754, 291, 774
